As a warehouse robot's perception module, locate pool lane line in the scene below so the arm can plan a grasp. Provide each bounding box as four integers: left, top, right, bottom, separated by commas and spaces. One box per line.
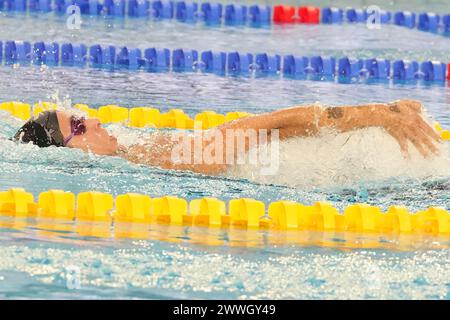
2, 100, 450, 140
1, 1, 449, 37
1, 100, 254, 130
1, 40, 449, 83
0, 188, 449, 235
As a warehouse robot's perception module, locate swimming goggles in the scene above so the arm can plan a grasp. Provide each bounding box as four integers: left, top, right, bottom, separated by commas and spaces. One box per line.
63, 116, 87, 146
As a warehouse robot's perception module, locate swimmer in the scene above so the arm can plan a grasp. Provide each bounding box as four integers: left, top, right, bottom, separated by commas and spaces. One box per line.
12, 99, 442, 175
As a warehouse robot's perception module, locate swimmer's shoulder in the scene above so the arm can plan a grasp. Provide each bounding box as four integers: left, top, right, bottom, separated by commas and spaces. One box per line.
120, 130, 179, 165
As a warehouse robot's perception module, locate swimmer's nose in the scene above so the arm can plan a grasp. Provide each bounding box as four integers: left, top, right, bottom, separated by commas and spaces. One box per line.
86, 118, 101, 129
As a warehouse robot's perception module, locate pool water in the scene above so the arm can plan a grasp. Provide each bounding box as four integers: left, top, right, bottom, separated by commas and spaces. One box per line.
0, 1, 449, 299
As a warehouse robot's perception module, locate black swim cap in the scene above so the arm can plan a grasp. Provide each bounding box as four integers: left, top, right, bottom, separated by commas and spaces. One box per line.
13, 111, 65, 148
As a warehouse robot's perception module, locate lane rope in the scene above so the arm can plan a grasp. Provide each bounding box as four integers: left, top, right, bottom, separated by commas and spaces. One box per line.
0, 188, 449, 235
1, 1, 449, 37
1, 39, 449, 83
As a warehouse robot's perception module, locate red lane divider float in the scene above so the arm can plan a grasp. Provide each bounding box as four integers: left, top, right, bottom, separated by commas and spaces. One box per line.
273, 5, 296, 23
274, 5, 320, 24
298, 6, 320, 24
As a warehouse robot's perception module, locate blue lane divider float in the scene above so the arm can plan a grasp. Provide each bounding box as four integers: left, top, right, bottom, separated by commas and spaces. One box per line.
393, 60, 419, 80
227, 51, 253, 73
394, 11, 416, 28
145, 47, 170, 69
379, 10, 391, 24
418, 12, 440, 32
4, 41, 31, 64
255, 53, 280, 73
365, 58, 390, 79
444, 15, 450, 32
322, 7, 343, 24
346, 8, 366, 23
44, 42, 60, 65
338, 57, 364, 78
310, 56, 336, 76
225, 4, 246, 25
420, 61, 446, 81
128, 0, 150, 17
282, 55, 308, 76
176, 1, 197, 21
200, 50, 226, 72
89, 44, 116, 67
248, 5, 271, 25
0, 39, 448, 83
116, 46, 144, 69
153, 0, 174, 19
13, 0, 26, 11
201, 2, 221, 24
61, 43, 87, 66
172, 48, 197, 69
104, 0, 126, 17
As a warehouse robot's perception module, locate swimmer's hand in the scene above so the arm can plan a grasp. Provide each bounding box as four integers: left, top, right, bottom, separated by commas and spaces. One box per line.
376, 100, 442, 158
318, 99, 441, 158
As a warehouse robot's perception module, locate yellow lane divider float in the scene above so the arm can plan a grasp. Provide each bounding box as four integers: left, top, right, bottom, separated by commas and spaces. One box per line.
0, 101, 253, 130
2, 100, 449, 138
435, 122, 450, 140
0, 188, 448, 235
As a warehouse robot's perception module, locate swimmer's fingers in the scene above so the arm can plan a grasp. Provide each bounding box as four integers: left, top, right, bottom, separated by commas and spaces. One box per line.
406, 129, 430, 158
416, 117, 442, 144
416, 126, 440, 156
407, 122, 443, 158
420, 134, 440, 156
388, 128, 410, 159
413, 117, 442, 156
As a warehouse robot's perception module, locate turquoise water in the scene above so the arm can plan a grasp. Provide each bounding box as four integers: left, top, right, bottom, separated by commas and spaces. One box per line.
0, 2, 450, 299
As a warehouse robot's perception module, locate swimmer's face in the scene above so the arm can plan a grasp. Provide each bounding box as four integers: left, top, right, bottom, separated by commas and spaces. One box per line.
56, 111, 118, 156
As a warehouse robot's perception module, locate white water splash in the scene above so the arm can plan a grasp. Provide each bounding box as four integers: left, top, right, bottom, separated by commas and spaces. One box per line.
227, 127, 450, 189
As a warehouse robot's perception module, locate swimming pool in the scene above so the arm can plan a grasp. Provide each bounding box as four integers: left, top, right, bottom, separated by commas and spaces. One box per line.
0, 1, 449, 299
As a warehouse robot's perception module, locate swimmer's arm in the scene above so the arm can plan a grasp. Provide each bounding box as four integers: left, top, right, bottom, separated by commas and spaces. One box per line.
218, 103, 383, 138
219, 100, 441, 157
217, 105, 321, 140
